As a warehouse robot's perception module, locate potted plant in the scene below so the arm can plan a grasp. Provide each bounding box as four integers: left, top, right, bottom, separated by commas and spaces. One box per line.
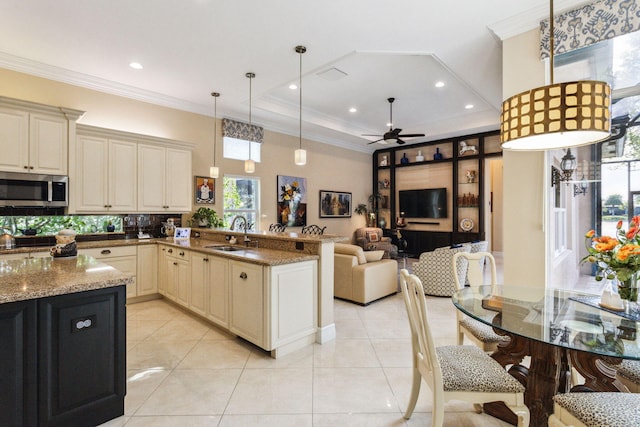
188, 207, 224, 228
355, 194, 382, 227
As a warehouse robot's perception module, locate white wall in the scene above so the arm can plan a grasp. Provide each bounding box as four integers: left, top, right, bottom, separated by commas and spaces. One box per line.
0, 68, 371, 239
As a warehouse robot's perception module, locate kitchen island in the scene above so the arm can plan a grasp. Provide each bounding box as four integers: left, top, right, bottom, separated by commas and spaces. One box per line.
0, 255, 131, 427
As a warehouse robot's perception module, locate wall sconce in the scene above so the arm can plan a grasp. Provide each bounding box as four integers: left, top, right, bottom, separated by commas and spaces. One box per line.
573, 178, 588, 197
551, 148, 577, 186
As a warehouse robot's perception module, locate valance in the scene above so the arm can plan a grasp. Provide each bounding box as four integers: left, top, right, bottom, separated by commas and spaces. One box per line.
222, 118, 263, 144
540, 0, 640, 59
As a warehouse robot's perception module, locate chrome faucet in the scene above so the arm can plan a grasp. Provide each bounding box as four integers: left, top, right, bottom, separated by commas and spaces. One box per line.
230, 215, 252, 246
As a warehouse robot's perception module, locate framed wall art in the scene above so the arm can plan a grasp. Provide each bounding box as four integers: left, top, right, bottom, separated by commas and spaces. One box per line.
319, 190, 352, 218
195, 176, 215, 204
277, 175, 307, 226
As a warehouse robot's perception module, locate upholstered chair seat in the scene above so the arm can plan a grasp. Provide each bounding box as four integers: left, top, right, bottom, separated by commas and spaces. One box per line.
549, 392, 640, 427
412, 245, 471, 296
616, 360, 640, 392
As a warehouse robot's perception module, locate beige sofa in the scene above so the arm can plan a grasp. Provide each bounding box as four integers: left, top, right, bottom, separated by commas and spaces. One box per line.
334, 243, 398, 305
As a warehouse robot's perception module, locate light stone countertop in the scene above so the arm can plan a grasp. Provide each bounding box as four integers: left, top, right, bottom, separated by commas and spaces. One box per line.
0, 254, 133, 304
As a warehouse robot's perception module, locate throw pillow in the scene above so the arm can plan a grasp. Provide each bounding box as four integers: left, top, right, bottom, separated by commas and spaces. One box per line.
364, 250, 384, 262
366, 231, 380, 242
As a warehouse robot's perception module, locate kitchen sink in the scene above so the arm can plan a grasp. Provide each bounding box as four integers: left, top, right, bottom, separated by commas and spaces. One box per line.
204, 245, 240, 251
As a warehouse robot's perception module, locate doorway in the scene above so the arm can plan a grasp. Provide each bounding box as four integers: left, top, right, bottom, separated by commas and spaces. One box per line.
485, 158, 504, 252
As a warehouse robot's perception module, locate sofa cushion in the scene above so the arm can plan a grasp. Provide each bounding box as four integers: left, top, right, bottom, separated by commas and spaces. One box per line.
335, 243, 367, 265
364, 250, 384, 262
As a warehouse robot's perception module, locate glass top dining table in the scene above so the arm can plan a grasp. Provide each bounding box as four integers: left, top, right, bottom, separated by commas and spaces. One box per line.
452, 285, 640, 427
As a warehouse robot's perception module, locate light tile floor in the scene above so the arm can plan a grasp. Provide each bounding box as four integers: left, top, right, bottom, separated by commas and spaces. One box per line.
101, 262, 515, 427
102, 251, 606, 426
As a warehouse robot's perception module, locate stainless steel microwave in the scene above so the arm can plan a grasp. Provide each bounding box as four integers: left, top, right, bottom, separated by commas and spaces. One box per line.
0, 171, 68, 207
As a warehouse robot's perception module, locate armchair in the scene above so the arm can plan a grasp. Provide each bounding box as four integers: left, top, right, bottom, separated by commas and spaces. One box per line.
333, 243, 398, 305
354, 227, 397, 258
412, 245, 471, 296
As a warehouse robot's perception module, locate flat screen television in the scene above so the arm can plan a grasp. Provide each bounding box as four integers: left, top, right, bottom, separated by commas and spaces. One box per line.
399, 188, 447, 219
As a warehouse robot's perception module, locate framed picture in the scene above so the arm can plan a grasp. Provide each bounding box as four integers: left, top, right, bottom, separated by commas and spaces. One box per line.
195, 176, 215, 204
319, 190, 352, 218
173, 227, 191, 240
277, 175, 307, 226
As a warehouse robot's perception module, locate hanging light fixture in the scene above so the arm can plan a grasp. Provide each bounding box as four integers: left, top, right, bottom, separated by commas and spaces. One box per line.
294, 45, 307, 165
500, 0, 611, 150
245, 72, 256, 173
209, 92, 220, 178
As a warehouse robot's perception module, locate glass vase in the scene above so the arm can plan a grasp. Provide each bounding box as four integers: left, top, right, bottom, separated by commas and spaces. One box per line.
617, 272, 639, 303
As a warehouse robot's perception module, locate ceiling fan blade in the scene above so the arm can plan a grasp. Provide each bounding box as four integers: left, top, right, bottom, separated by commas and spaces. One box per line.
362, 134, 383, 137
398, 133, 425, 138
396, 138, 406, 145
367, 138, 384, 144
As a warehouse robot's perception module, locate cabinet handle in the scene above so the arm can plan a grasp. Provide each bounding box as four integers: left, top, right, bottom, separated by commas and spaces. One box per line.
168, 249, 173, 253
179, 251, 185, 256
23, 165, 28, 169
104, 204, 109, 208
162, 248, 166, 252
173, 262, 178, 265
239, 272, 248, 280
203, 258, 209, 262
29, 166, 34, 169
101, 249, 111, 255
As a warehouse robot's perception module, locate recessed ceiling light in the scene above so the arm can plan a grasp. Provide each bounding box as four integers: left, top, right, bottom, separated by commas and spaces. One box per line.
289, 84, 297, 90
465, 104, 474, 109
435, 81, 445, 88
129, 62, 143, 70
349, 107, 357, 113
386, 122, 393, 127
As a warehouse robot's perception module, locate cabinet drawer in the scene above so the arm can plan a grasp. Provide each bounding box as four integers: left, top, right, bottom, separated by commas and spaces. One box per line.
81, 246, 137, 259
162, 246, 190, 261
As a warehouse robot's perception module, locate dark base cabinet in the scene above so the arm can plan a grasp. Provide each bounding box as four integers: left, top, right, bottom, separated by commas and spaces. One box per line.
397, 230, 485, 255
0, 286, 126, 427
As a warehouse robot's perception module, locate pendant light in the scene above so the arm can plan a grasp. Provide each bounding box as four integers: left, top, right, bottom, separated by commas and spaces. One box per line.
294, 45, 307, 165
245, 72, 256, 173
209, 92, 220, 178
500, 0, 611, 150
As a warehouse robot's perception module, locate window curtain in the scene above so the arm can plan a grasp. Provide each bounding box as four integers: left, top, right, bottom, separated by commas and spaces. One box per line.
540, 0, 640, 59
222, 118, 264, 144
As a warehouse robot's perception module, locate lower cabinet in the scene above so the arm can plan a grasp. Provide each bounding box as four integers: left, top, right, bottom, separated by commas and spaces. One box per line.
79, 246, 137, 298
0, 286, 126, 427
136, 245, 158, 296
229, 260, 265, 347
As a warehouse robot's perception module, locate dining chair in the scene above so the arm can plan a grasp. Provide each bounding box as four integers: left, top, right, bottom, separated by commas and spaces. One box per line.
399, 269, 529, 427
452, 251, 509, 352
548, 392, 640, 427
268, 223, 287, 232
301, 224, 326, 235
615, 359, 640, 392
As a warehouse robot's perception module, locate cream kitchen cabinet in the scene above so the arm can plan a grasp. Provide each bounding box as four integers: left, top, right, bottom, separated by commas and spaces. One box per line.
162, 246, 190, 307
74, 134, 137, 213
205, 256, 229, 328
0, 251, 50, 261
79, 246, 138, 299
136, 244, 158, 296
189, 252, 210, 317
0, 108, 73, 175
229, 260, 265, 347
137, 144, 192, 213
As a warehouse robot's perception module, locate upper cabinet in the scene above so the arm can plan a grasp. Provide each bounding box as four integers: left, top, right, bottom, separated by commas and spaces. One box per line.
70, 125, 194, 214
0, 97, 84, 175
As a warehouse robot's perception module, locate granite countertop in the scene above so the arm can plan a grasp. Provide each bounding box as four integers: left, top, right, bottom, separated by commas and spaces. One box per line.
156, 238, 319, 266
0, 255, 133, 304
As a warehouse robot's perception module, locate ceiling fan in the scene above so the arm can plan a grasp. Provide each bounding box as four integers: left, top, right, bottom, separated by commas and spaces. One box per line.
364, 97, 425, 145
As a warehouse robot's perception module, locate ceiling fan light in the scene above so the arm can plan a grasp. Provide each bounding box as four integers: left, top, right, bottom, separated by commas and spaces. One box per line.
295, 148, 307, 165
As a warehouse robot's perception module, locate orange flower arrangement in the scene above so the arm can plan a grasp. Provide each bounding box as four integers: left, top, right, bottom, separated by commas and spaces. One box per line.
583, 216, 640, 300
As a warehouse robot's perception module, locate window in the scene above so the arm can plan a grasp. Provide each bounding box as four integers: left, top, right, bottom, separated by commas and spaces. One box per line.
223, 175, 260, 230
223, 137, 261, 163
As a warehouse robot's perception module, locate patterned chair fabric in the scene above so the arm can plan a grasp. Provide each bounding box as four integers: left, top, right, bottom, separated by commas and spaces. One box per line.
398, 270, 529, 426
615, 359, 640, 392
412, 245, 471, 296
549, 392, 640, 427
301, 224, 326, 235
354, 227, 397, 259
268, 223, 287, 232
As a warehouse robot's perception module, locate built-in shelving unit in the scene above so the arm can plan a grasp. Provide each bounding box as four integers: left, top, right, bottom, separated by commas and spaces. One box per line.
373, 130, 502, 254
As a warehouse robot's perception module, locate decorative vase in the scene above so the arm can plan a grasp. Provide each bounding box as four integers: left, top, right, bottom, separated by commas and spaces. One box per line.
433, 147, 443, 160
379, 217, 386, 229
106, 224, 115, 232
400, 153, 409, 164
415, 150, 424, 162
617, 272, 639, 303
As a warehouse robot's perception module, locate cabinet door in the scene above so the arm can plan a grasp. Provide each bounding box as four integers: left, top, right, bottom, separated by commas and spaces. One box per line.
157, 246, 169, 295
189, 253, 208, 317
75, 135, 109, 212
229, 261, 264, 346
165, 148, 192, 212
108, 139, 137, 212
206, 256, 229, 328
105, 257, 138, 299
137, 245, 158, 296
174, 256, 191, 307
38, 286, 126, 427
29, 113, 68, 175
0, 107, 29, 172
137, 144, 167, 212
0, 299, 37, 427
